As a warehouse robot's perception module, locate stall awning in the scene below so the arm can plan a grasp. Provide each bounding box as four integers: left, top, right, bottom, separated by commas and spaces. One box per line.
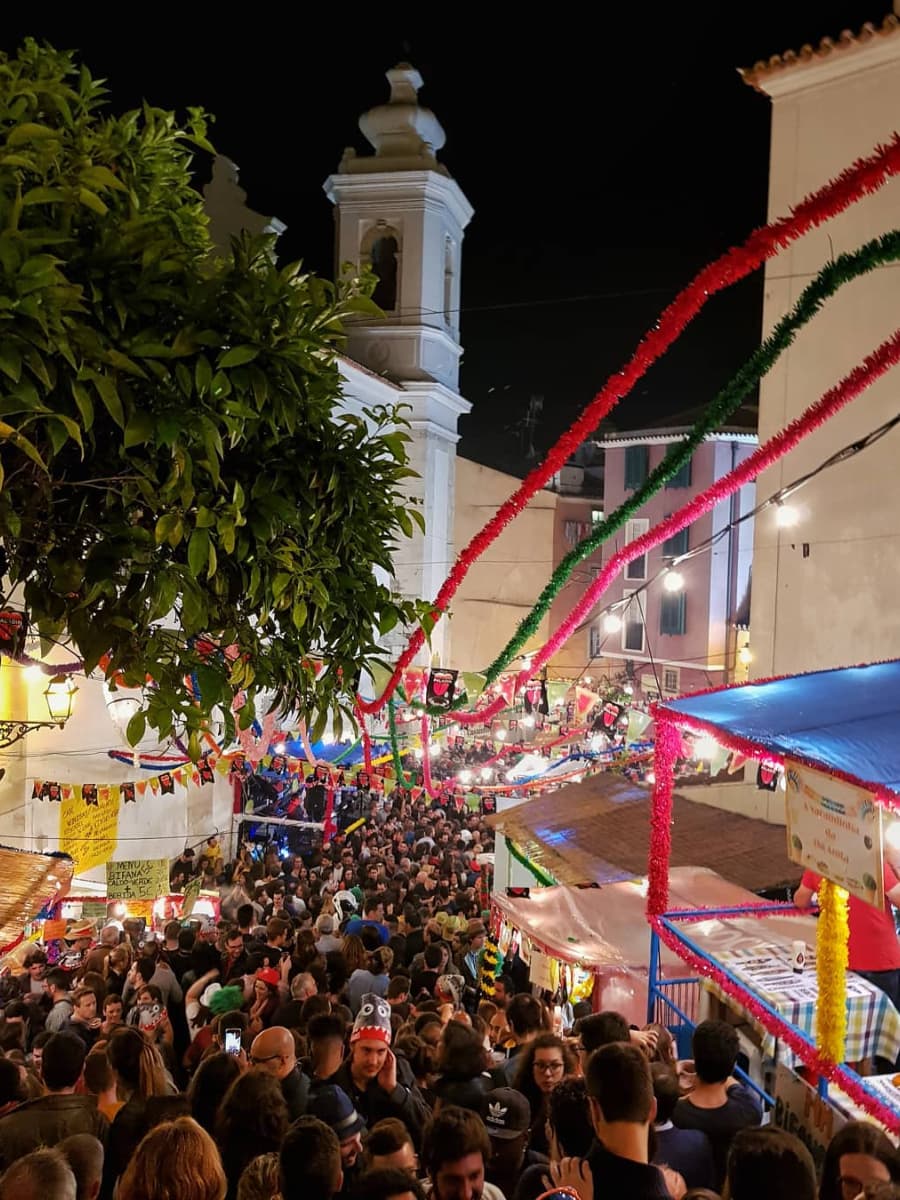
658, 660, 900, 795
486, 772, 798, 893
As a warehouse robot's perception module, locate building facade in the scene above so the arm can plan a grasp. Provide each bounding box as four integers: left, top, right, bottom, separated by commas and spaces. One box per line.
585, 428, 756, 700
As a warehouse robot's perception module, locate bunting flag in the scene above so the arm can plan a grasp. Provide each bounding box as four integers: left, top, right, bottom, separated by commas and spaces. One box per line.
574, 686, 600, 717
426, 668, 458, 710
461, 671, 488, 702
523, 679, 549, 715
626, 710, 653, 743
546, 680, 569, 710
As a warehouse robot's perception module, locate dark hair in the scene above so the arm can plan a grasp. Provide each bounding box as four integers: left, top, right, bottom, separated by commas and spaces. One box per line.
164, 921, 181, 942
42, 1032, 87, 1091
820, 1121, 900, 1200
692, 1020, 739, 1085
585, 1041, 653, 1124
424, 944, 442, 969
299, 995, 331, 1030
136, 957, 156, 986
188, 1052, 242, 1135
355, 1167, 426, 1200
578, 1010, 630, 1053
216, 1071, 289, 1193
436, 1022, 488, 1082
280, 1116, 341, 1200
422, 1105, 490, 1178
506, 994, 543, 1037
83, 1050, 114, 1096
236, 904, 254, 928
363, 895, 382, 916
386, 976, 408, 1000
44, 967, 69, 992
548, 1076, 595, 1158
651, 1062, 681, 1125
365, 1117, 414, 1160
512, 1033, 576, 1117
725, 1127, 816, 1200
308, 1013, 346, 1043
0, 1058, 25, 1107
177, 928, 196, 952
494, 974, 513, 995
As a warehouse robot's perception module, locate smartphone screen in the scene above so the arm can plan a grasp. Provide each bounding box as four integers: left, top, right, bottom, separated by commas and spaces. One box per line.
224, 1029, 241, 1056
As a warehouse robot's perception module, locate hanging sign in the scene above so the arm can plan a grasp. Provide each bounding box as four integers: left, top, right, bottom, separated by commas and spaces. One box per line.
772, 1063, 845, 1174
59, 787, 120, 874
106, 858, 170, 901
529, 946, 554, 991
785, 759, 884, 908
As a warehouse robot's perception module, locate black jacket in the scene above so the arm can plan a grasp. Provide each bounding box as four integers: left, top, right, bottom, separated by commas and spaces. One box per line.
0, 1093, 108, 1171
329, 1055, 430, 1147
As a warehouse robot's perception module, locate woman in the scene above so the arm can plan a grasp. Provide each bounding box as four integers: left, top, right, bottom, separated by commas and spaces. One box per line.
342, 934, 368, 974
433, 1020, 493, 1110
348, 946, 393, 1015
512, 1032, 577, 1156
188, 1051, 242, 1135
723, 1127, 816, 1200
215, 1069, 289, 1200
106, 945, 132, 996
820, 1122, 900, 1200
247, 968, 280, 1034
106, 1027, 173, 1187
118, 1116, 226, 1200
236, 1153, 280, 1200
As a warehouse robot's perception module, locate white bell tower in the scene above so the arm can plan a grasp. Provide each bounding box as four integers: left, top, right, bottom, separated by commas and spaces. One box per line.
325, 64, 474, 664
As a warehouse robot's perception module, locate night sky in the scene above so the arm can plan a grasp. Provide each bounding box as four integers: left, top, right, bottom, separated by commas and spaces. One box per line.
4, 5, 889, 473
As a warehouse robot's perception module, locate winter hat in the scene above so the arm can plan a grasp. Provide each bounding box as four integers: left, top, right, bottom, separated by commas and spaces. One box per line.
256, 967, 280, 987
308, 1085, 366, 1141
435, 974, 465, 1011
351, 994, 392, 1045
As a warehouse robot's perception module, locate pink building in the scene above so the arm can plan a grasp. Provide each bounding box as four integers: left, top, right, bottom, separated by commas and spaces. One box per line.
584, 423, 757, 701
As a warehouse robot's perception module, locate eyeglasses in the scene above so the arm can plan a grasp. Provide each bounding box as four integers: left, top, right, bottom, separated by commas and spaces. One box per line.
249, 1053, 284, 1066
534, 1060, 565, 1074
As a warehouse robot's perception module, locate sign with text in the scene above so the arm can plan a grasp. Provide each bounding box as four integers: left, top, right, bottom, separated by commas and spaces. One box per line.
785, 759, 884, 908
59, 789, 120, 874
773, 1063, 845, 1174
106, 858, 169, 901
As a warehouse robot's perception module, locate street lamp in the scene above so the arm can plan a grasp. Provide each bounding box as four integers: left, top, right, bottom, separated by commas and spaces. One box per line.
0, 673, 78, 749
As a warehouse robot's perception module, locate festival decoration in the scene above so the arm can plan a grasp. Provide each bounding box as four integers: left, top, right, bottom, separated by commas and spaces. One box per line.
357, 139, 900, 716
816, 878, 850, 1066
479, 933, 502, 999
648, 721, 680, 918
426, 668, 458, 710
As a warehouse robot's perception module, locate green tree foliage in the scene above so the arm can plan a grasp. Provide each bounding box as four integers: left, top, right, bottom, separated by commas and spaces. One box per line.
0, 40, 426, 749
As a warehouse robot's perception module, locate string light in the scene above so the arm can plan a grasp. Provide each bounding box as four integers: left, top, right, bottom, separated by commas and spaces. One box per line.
413, 747, 424, 761
663, 571, 685, 593
624, 683, 634, 696
458, 769, 473, 784
603, 613, 622, 634
495, 728, 507, 741
428, 743, 440, 757
737, 646, 753, 667
775, 501, 799, 528
522, 715, 535, 728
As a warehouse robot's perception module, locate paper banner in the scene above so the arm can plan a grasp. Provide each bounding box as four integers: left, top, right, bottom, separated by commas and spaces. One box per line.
59, 786, 120, 874
461, 672, 487, 701
106, 858, 170, 900
546, 681, 569, 710
41, 919, 67, 941
574, 686, 600, 717
626, 709, 653, 742
181, 875, 202, 916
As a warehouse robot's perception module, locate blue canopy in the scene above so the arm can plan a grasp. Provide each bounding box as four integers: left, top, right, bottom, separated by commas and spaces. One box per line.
659, 661, 900, 796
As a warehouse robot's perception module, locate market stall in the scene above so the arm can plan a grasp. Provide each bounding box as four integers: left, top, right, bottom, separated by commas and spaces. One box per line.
647, 660, 900, 1131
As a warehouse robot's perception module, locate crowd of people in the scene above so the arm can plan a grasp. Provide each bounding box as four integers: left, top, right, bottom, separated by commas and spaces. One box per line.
0, 795, 895, 1200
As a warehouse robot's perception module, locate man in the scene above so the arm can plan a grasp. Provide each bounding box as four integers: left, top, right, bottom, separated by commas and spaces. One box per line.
99, 995, 123, 1038
516, 1077, 596, 1200
17, 949, 48, 1000
0, 1032, 108, 1169
492, 975, 512, 1012
498, 994, 542, 1083
456, 920, 485, 1013
273, 972, 317, 1029
795, 867, 900, 1007
58, 1133, 104, 1200
204, 835, 223, 874
329, 994, 430, 1146
363, 1118, 418, 1175
574, 1010, 659, 1073
67, 990, 102, 1051
672, 1019, 761, 1189
315, 913, 344, 956
169, 847, 196, 887
280, 1115, 343, 1200
250, 1025, 311, 1119
57, 925, 94, 975
482, 1086, 546, 1198
44, 969, 74, 1033
346, 898, 390, 946
0, 1147, 77, 1200
651, 1063, 715, 1191
260, 916, 292, 970
355, 1169, 426, 1200
220, 926, 250, 984
308, 1014, 348, 1086
421, 1105, 505, 1200
308, 1084, 366, 1195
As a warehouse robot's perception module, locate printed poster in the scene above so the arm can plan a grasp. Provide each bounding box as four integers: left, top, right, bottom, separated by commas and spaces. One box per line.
59, 787, 120, 874
785, 759, 883, 908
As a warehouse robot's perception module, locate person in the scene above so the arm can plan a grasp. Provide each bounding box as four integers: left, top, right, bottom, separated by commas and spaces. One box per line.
316, 914, 344, 957
723, 1126, 816, 1200
346, 898, 390, 946
349, 947, 394, 1015
795, 868, 900, 1008
456, 920, 485, 1012
280, 1115, 343, 1200
0, 1147, 77, 1200
100, 994, 124, 1037
514, 1077, 596, 1200
272, 972, 317, 1030
0, 1032, 108, 1169
672, 1020, 761, 1188
364, 1117, 419, 1175
235, 1153, 280, 1200
651, 1063, 715, 1191
492, 976, 512, 1012
421, 1105, 505, 1200
248, 1025, 310, 1119
308, 1084, 367, 1194
170, 848, 196, 887
820, 1121, 900, 1200
328, 995, 430, 1146
498, 995, 543, 1082
511, 1034, 576, 1156
482, 1086, 545, 1198
117, 1116, 226, 1200
83, 1050, 124, 1124
216, 1072, 289, 1200
44, 968, 75, 1032
355, 1168, 427, 1200
104, 1027, 171, 1188
307, 1013, 348, 1085
188, 1051, 243, 1135
68, 989, 103, 1051
57, 1133, 104, 1200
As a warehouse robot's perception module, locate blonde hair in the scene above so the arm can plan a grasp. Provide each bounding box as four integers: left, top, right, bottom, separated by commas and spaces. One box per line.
118, 1118, 225, 1200
236, 1153, 280, 1200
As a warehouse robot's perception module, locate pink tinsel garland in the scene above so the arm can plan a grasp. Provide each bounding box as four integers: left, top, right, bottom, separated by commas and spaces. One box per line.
648, 720, 680, 916
357, 134, 900, 715
354, 701, 373, 774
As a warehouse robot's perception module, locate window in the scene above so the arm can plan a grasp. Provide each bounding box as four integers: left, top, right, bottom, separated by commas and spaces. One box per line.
624, 445, 649, 491
622, 592, 645, 654
660, 591, 687, 636
624, 518, 649, 582
663, 668, 680, 694
564, 520, 590, 545
370, 235, 399, 310
591, 509, 604, 525
443, 236, 455, 326
664, 448, 692, 489
662, 524, 689, 559
589, 626, 603, 658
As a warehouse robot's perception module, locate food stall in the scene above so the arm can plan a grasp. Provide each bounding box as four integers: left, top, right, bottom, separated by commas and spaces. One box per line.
647, 660, 900, 1132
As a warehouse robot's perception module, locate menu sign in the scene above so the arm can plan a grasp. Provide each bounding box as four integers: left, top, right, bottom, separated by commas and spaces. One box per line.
785, 760, 883, 909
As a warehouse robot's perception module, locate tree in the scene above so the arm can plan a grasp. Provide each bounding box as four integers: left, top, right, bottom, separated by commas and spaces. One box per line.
0, 40, 426, 749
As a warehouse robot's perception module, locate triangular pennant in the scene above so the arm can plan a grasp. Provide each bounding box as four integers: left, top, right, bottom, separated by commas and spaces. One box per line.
61, 784, 73, 802
546, 681, 569, 710
461, 672, 487, 701
149, 777, 160, 795
137, 780, 148, 796
626, 710, 653, 743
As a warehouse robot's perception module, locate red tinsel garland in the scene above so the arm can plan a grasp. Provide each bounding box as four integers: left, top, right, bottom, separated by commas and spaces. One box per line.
651, 916, 900, 1133
357, 134, 900, 716
648, 719, 680, 917
354, 700, 373, 774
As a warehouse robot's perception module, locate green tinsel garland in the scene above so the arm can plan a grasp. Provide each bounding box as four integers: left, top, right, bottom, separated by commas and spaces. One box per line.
387, 230, 900, 725
483, 229, 900, 679
506, 835, 558, 886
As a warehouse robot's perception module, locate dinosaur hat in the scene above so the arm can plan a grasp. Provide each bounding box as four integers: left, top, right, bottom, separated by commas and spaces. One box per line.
351, 994, 392, 1045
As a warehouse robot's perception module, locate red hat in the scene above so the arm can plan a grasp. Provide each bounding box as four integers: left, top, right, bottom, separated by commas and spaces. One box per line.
256, 967, 280, 987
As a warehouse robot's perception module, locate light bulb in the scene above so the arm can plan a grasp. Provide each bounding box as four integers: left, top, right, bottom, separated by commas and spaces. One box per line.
737, 646, 753, 667
429, 743, 440, 757
414, 748, 424, 761
275, 742, 287, 755
480, 768, 493, 781
624, 683, 634, 696
24, 664, 44, 682
693, 735, 719, 760
458, 769, 472, 784
583, 676, 593, 684
495, 728, 507, 742
522, 715, 535, 729
646, 771, 656, 785
663, 571, 685, 593
603, 613, 623, 634
775, 502, 798, 528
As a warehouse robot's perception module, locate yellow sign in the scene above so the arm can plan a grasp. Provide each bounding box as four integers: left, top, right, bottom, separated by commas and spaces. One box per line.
106, 859, 169, 900
59, 786, 120, 874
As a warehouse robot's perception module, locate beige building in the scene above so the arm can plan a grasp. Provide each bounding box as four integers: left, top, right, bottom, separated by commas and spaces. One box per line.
743, 8, 900, 679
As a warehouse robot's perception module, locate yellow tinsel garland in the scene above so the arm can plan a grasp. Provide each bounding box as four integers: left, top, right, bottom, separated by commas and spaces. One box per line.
816, 877, 849, 1064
